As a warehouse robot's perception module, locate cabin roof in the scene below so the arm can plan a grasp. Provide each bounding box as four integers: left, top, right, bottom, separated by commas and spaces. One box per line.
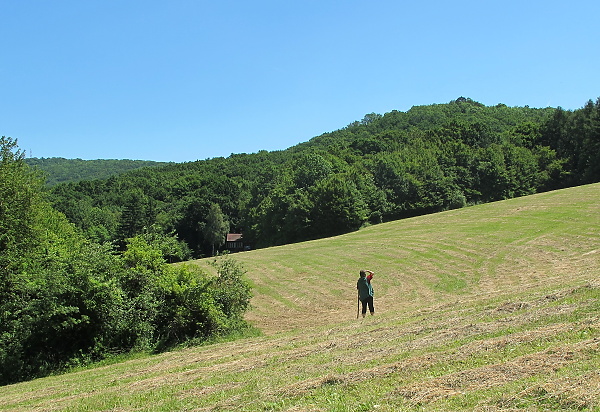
226, 233, 243, 242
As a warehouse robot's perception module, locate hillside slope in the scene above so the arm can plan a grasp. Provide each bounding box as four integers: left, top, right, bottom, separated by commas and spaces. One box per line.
1, 184, 598, 411
205, 183, 599, 335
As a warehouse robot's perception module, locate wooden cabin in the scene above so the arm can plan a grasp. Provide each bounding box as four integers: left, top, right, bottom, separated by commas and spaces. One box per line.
225, 233, 247, 252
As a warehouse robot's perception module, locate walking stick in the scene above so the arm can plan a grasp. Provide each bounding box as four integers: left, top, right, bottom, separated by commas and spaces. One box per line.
356, 292, 360, 319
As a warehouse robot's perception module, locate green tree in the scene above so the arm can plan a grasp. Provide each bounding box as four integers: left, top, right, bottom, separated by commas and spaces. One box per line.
292, 152, 333, 188
246, 182, 290, 247
202, 203, 229, 256
575, 98, 600, 183
209, 255, 252, 322
0, 136, 44, 263
474, 145, 510, 202
0, 137, 126, 384
309, 174, 368, 237
507, 121, 542, 149
282, 188, 314, 243
137, 225, 192, 263
117, 189, 156, 244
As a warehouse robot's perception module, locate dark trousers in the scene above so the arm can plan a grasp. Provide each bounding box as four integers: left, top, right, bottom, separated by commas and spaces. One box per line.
360, 296, 374, 314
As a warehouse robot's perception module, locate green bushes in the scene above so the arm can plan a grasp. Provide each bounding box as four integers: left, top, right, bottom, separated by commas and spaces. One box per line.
0, 231, 252, 385
119, 236, 252, 352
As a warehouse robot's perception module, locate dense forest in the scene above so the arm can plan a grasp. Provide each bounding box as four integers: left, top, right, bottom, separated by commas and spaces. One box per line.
25, 157, 171, 186
44, 97, 600, 257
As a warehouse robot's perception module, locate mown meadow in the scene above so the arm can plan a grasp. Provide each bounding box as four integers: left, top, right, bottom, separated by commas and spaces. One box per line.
1, 183, 598, 411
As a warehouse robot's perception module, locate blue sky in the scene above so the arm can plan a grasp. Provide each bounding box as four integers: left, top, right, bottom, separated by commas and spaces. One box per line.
1, 0, 598, 162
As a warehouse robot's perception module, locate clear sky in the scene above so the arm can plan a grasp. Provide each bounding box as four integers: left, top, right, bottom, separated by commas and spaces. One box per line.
1, 0, 598, 162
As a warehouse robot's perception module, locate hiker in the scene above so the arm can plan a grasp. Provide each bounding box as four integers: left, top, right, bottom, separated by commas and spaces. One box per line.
357, 270, 375, 318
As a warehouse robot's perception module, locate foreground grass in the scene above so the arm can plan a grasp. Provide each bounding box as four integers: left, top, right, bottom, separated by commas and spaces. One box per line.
1, 184, 599, 411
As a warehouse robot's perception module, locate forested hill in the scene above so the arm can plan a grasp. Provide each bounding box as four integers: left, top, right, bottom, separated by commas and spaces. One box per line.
299, 97, 554, 151
25, 157, 171, 185
47, 97, 600, 257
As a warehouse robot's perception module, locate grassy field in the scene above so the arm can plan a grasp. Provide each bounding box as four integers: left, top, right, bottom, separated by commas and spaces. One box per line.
1, 183, 599, 411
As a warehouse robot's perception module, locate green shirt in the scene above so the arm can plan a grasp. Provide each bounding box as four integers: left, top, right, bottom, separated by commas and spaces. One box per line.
357, 277, 373, 301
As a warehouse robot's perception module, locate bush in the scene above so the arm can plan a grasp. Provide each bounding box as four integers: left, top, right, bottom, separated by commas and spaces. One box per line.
119, 236, 252, 352
153, 256, 252, 351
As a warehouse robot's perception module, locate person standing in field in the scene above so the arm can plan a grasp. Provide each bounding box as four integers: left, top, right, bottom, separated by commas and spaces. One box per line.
357, 270, 375, 318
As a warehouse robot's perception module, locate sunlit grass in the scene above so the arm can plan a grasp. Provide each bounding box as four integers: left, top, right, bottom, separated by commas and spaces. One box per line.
1, 183, 599, 411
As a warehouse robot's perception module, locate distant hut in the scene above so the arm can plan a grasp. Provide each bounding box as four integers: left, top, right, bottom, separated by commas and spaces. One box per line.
225, 233, 247, 252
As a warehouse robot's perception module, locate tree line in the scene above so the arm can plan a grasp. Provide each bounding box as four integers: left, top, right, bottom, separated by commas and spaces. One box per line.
25, 157, 171, 186
43, 97, 600, 256
0, 137, 252, 385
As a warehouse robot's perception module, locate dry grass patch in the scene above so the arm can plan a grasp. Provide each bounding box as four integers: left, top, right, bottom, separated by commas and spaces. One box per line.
392, 340, 599, 405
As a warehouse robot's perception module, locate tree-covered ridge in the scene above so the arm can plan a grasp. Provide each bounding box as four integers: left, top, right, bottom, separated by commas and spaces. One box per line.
47, 97, 600, 256
302, 97, 553, 150
25, 157, 171, 186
